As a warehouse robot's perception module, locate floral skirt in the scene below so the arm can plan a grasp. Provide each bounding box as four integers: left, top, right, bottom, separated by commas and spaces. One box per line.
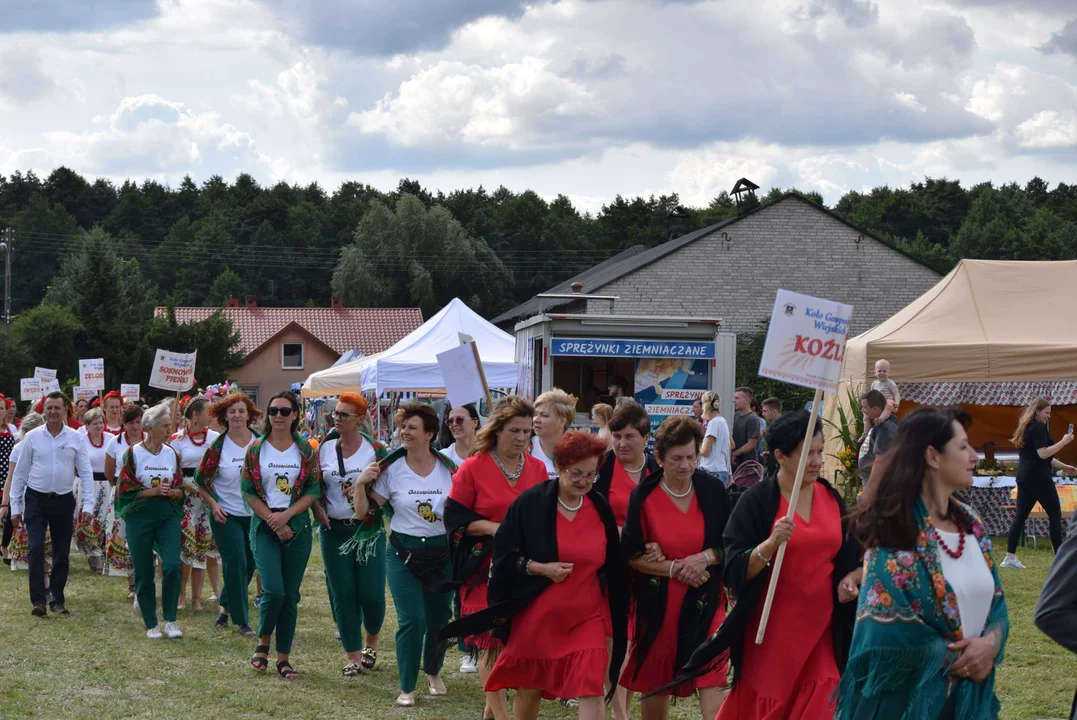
180, 494, 218, 569
102, 486, 132, 578
9, 523, 51, 571
75, 480, 110, 558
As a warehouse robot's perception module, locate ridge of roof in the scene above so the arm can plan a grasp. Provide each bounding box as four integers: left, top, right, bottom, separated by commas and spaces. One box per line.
494, 193, 940, 326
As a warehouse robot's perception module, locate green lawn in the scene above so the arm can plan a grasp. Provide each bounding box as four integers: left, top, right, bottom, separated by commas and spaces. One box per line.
0, 538, 1072, 719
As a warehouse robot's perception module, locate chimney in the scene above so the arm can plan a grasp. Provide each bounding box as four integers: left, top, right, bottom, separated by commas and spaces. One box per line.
245, 295, 257, 309
225, 297, 239, 308
570, 282, 583, 294
331, 296, 344, 310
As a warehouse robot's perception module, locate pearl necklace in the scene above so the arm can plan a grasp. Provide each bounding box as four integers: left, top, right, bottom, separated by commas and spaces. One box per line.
492, 451, 524, 482
623, 458, 646, 474
558, 494, 584, 512
661, 480, 693, 499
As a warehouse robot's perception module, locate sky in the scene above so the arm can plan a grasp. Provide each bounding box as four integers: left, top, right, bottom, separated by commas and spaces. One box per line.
1, 0, 1076, 213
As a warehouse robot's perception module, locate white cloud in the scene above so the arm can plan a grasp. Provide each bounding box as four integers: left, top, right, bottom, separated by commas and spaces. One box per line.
895, 92, 927, 112
1015, 110, 1077, 149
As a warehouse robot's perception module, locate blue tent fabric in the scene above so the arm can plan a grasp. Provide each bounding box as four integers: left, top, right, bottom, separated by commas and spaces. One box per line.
333, 350, 365, 368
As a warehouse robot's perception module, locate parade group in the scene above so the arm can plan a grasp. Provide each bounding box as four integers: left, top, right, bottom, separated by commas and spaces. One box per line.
0, 376, 1074, 720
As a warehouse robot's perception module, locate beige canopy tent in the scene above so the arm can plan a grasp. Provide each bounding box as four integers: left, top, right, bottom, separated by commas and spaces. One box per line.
824, 259, 1077, 480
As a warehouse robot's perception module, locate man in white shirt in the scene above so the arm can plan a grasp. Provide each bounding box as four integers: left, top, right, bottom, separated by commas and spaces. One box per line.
10, 392, 94, 616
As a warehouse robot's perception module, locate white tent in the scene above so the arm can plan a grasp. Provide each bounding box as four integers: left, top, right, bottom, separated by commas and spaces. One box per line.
301, 298, 518, 398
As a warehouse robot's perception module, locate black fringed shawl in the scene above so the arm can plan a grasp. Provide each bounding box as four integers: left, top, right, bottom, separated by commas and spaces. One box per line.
592, 450, 660, 501
663, 475, 860, 690
440, 479, 629, 701
620, 468, 730, 688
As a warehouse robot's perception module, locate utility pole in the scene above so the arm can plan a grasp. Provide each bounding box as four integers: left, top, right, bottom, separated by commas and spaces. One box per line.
1, 228, 11, 325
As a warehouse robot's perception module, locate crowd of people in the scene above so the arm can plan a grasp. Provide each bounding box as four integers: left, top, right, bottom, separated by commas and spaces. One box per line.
1, 376, 1076, 720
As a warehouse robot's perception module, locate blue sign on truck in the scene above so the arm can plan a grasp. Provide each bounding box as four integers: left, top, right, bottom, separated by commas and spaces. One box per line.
549, 338, 716, 359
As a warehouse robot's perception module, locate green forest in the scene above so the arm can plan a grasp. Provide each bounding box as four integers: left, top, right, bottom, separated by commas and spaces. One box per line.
1, 168, 1075, 398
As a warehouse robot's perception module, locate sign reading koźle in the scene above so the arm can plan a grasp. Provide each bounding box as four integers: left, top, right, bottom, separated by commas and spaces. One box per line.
149, 349, 197, 392
758, 289, 853, 394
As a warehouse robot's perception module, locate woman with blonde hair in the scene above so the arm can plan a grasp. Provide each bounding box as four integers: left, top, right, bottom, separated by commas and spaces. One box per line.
74, 407, 110, 571
1002, 397, 1076, 569
2, 413, 47, 573
591, 403, 613, 450
445, 396, 548, 720
698, 391, 732, 486
532, 389, 576, 479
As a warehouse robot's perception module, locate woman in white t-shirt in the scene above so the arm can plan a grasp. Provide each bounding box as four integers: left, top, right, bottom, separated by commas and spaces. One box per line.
355, 402, 456, 708
193, 393, 259, 637
114, 402, 186, 639
103, 404, 146, 594
74, 408, 110, 571
313, 392, 388, 677
698, 391, 732, 486
443, 403, 480, 467
3, 413, 46, 572
171, 398, 221, 611
532, 389, 575, 480
242, 391, 321, 680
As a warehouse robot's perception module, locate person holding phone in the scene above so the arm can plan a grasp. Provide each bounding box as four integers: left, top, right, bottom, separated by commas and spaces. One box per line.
1003, 398, 1077, 569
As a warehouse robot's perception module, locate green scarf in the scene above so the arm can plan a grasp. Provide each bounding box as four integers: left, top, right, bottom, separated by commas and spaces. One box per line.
114, 442, 186, 519
338, 445, 457, 558
241, 432, 321, 534
836, 497, 1009, 719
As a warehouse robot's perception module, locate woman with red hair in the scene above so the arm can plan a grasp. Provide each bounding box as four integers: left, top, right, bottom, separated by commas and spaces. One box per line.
313, 392, 390, 676
443, 431, 628, 720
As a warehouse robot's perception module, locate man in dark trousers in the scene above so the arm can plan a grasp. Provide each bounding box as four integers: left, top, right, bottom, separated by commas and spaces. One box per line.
858, 389, 899, 484
9, 392, 94, 616
730, 387, 761, 471
1036, 529, 1077, 720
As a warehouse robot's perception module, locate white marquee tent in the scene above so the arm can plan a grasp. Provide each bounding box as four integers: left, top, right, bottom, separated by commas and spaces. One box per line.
301, 298, 518, 398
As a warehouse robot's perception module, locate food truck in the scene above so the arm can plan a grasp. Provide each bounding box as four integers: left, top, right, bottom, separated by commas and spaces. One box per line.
512, 312, 737, 427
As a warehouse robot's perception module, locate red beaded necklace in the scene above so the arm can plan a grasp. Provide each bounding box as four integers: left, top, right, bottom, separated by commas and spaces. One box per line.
88, 432, 104, 448
933, 527, 965, 559
188, 429, 208, 447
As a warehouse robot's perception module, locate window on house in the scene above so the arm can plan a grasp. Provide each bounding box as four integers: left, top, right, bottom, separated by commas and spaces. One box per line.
238, 386, 259, 406
282, 342, 304, 370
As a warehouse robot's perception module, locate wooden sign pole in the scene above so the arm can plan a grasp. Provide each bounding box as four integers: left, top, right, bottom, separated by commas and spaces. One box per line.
469, 341, 495, 411
755, 386, 824, 644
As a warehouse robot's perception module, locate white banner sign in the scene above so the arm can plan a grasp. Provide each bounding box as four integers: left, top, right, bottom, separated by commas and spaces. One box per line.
436, 342, 486, 408
78, 358, 105, 390
73, 386, 98, 403
121, 384, 141, 401
34, 367, 56, 383
41, 379, 61, 394
758, 289, 854, 394
148, 349, 197, 392
20, 378, 41, 401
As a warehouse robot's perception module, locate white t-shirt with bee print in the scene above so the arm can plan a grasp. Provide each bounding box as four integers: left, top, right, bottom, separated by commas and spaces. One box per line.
318, 438, 377, 520
130, 443, 179, 490
259, 441, 302, 510
372, 458, 452, 538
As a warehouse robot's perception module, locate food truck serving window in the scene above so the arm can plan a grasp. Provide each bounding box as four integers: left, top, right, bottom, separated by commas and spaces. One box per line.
549, 338, 716, 359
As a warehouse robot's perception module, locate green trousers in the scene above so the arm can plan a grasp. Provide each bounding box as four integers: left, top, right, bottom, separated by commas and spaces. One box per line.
251, 524, 312, 654
321, 523, 387, 653
385, 532, 453, 693
210, 514, 255, 626
126, 500, 182, 630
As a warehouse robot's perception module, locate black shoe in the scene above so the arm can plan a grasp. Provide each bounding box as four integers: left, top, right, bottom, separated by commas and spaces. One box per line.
215, 612, 229, 629
50, 603, 69, 615
31, 605, 47, 617
237, 624, 256, 636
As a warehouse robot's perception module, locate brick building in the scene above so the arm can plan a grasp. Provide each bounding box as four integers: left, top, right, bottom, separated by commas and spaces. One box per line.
494, 193, 942, 335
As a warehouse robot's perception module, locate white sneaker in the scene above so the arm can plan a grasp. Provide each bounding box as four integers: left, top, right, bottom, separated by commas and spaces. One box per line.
146, 626, 163, 639
133, 598, 140, 610
1000, 556, 1026, 569
164, 622, 184, 638
459, 655, 478, 674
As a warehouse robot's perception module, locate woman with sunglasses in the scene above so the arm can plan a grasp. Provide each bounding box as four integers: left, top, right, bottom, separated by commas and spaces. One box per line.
242, 391, 321, 680
443, 404, 480, 467
314, 392, 390, 677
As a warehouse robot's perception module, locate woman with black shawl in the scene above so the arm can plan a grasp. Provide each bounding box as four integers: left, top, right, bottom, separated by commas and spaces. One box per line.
619, 415, 730, 720
441, 431, 628, 720
670, 409, 862, 720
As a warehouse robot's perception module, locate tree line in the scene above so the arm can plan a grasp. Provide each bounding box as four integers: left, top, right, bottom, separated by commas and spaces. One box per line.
1, 168, 1074, 405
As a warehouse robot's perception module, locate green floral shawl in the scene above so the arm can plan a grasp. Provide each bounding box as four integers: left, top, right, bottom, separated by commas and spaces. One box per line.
319, 428, 391, 563
240, 432, 321, 534
836, 497, 1009, 720
114, 443, 186, 519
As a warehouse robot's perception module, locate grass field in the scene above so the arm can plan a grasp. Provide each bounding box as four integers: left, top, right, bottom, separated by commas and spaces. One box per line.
0, 537, 1073, 719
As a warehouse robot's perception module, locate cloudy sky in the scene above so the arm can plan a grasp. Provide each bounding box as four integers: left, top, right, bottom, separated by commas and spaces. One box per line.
1, 0, 1076, 211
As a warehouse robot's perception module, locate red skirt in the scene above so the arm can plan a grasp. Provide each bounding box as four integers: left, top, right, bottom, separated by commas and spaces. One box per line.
461, 578, 503, 651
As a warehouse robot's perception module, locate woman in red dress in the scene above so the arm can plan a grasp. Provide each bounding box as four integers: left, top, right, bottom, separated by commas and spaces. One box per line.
442, 431, 628, 720
620, 415, 730, 720
674, 410, 862, 720
444, 396, 548, 720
